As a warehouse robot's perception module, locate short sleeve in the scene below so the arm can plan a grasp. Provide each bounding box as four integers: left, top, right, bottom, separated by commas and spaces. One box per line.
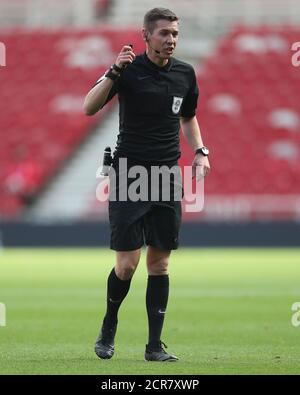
180, 67, 199, 118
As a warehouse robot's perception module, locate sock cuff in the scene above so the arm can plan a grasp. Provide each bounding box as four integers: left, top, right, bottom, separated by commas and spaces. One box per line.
147, 274, 169, 285
111, 268, 132, 284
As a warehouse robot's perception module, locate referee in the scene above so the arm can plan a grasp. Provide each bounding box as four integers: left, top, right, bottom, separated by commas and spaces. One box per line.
83, 7, 210, 362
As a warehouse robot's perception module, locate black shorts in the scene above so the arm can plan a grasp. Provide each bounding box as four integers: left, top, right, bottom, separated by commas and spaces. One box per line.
108, 158, 182, 251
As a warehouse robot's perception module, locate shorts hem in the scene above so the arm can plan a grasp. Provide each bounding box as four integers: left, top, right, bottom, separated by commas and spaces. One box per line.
146, 241, 179, 251
110, 242, 144, 252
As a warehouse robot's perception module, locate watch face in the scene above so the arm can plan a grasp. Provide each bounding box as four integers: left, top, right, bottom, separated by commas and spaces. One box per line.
202, 147, 209, 156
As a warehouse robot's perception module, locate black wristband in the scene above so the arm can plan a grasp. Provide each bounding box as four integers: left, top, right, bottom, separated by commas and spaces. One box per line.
105, 68, 119, 81
112, 63, 122, 73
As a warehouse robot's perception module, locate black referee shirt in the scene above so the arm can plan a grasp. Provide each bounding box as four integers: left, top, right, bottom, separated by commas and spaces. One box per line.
94, 52, 199, 164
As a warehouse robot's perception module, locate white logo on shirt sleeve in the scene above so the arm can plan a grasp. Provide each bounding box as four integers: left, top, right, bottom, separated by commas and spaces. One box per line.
172, 96, 183, 114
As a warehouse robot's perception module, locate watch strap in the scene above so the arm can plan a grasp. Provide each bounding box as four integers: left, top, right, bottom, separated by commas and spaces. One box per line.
105, 68, 119, 81
112, 63, 122, 73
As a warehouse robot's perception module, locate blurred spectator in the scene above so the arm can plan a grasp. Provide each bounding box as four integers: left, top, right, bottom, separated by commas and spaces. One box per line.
4, 146, 42, 207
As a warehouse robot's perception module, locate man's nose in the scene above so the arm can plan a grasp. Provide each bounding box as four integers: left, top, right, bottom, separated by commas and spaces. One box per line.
167, 34, 175, 44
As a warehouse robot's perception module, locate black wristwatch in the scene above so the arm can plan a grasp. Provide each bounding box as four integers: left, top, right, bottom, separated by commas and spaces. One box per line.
195, 146, 209, 156
112, 63, 123, 73
105, 67, 120, 81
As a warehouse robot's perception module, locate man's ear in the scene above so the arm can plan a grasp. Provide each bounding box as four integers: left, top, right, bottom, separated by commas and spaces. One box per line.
142, 28, 149, 42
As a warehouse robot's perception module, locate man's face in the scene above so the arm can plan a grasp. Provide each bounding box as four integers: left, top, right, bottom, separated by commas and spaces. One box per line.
147, 19, 179, 58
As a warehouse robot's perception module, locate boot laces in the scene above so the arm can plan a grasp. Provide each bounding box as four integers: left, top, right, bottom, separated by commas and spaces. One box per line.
159, 341, 168, 352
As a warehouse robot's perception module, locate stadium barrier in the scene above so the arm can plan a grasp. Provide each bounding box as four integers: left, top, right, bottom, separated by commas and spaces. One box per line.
0, 221, 299, 247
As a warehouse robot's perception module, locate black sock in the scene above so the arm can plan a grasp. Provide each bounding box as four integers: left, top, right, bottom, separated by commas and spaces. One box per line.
146, 275, 169, 348
104, 268, 131, 327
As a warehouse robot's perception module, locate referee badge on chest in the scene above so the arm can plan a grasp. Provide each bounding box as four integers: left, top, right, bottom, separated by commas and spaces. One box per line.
172, 96, 183, 114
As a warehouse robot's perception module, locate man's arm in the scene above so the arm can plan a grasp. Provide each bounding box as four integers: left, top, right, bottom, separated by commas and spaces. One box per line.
83, 76, 116, 116
180, 116, 210, 178
83, 45, 135, 116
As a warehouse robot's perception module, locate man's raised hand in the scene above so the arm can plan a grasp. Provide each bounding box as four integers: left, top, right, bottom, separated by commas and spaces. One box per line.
115, 45, 136, 68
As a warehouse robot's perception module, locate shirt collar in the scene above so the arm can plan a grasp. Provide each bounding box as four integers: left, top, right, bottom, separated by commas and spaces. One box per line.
142, 52, 173, 72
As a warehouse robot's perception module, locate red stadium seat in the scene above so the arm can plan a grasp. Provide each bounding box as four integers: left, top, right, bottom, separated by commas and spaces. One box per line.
178, 26, 300, 219
0, 28, 144, 219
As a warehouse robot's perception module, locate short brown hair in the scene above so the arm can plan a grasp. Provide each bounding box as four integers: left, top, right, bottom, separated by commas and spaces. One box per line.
143, 8, 179, 33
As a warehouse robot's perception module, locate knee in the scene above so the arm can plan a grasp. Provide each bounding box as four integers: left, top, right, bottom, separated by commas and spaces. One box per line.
115, 258, 139, 280
116, 265, 136, 280
147, 258, 169, 276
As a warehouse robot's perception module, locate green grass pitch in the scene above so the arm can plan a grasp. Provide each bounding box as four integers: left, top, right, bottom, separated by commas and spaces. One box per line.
0, 247, 300, 375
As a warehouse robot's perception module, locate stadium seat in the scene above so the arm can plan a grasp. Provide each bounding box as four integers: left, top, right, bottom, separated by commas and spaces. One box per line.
0, 28, 144, 218
178, 26, 300, 219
